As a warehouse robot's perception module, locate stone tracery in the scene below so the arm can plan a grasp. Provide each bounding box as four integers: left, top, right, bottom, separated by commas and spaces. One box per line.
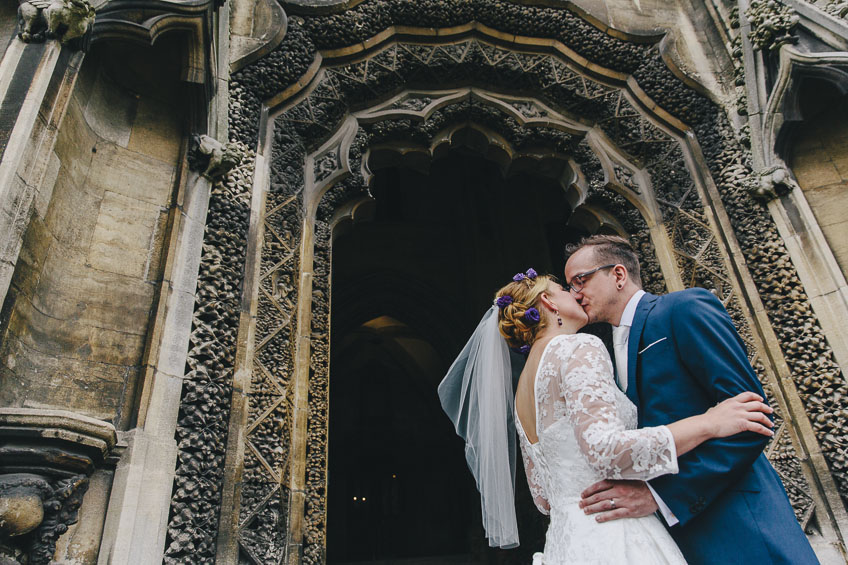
167, 3, 848, 562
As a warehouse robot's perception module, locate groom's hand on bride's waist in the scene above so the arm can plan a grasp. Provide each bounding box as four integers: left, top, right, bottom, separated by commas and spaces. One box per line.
578, 480, 659, 523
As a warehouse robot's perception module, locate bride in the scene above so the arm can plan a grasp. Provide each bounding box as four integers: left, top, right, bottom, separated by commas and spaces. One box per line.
438, 269, 774, 564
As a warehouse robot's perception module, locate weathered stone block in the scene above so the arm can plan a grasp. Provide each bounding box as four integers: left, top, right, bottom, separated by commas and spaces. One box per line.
0, 336, 135, 421
87, 191, 163, 279
32, 249, 155, 337
89, 145, 176, 207
34, 149, 61, 219
793, 157, 842, 189
82, 71, 136, 148
127, 97, 181, 166
42, 165, 101, 253
9, 215, 51, 301
54, 98, 96, 188
803, 184, 848, 228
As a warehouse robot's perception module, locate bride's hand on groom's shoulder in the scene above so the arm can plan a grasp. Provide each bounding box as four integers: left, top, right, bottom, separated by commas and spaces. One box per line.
703, 392, 774, 439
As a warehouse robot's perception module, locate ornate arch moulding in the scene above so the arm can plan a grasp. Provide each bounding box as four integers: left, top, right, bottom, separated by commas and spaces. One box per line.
266, 22, 691, 136
266, 29, 832, 552
201, 8, 848, 562
264, 75, 695, 563
305, 86, 661, 222
292, 84, 680, 297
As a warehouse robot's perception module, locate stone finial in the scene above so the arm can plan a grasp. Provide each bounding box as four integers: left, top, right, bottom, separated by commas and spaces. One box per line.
745, 165, 798, 201
188, 135, 244, 180
746, 0, 799, 51
17, 0, 95, 49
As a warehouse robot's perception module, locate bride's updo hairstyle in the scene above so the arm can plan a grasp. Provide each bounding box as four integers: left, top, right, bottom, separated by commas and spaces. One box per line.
495, 273, 554, 350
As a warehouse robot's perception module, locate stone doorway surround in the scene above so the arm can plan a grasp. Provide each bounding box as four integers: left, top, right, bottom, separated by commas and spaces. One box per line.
161, 5, 848, 562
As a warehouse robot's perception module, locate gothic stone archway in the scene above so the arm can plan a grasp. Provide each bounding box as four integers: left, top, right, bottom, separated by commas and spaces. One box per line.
164, 4, 848, 564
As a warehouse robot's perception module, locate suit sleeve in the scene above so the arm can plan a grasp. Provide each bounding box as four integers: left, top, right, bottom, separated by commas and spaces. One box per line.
648, 288, 771, 527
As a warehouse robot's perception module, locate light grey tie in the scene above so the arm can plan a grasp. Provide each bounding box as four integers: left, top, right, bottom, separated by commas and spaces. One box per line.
612, 325, 628, 392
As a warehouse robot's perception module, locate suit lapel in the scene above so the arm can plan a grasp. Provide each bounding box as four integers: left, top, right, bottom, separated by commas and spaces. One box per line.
626, 293, 658, 408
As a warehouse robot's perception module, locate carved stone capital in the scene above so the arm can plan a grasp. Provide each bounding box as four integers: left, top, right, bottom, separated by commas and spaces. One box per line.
744, 165, 798, 201
746, 0, 799, 52
17, 0, 95, 50
0, 409, 115, 564
188, 134, 245, 180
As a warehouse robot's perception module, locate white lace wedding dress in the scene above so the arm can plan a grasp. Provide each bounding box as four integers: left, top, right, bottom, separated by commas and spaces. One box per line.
517, 333, 687, 564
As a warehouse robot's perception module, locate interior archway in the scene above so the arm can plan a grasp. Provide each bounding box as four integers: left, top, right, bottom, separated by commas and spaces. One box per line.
327, 150, 594, 563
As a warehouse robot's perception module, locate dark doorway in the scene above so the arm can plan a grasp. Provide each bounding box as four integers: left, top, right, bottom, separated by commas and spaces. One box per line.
327, 150, 583, 564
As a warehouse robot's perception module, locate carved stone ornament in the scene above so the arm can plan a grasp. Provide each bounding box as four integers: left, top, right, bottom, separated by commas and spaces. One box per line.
169, 2, 848, 561
746, 0, 800, 51
0, 409, 116, 565
744, 165, 798, 201
188, 134, 245, 181
17, 0, 95, 49
823, 1, 848, 19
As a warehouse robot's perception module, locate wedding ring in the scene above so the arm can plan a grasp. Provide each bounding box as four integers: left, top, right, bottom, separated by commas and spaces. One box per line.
609, 498, 616, 509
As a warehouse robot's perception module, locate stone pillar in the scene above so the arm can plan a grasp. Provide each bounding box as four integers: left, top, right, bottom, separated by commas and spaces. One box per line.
97, 138, 242, 565
0, 2, 94, 307
0, 408, 117, 565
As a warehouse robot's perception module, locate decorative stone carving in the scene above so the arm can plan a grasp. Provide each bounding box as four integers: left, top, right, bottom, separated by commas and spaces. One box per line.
612, 164, 641, 194
693, 112, 848, 513
17, 0, 94, 48
824, 1, 848, 18
510, 100, 548, 119
164, 143, 255, 565
193, 3, 848, 561
388, 95, 432, 112
0, 473, 89, 565
743, 165, 798, 201
0, 475, 49, 539
313, 150, 340, 183
746, 0, 800, 52
188, 135, 245, 181
222, 120, 305, 564
0, 409, 115, 564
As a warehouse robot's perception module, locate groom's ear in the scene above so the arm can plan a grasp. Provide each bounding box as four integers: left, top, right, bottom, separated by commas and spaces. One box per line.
612, 265, 628, 288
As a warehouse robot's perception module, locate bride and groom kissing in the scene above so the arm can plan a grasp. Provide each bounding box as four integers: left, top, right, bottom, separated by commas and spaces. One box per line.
439, 235, 818, 564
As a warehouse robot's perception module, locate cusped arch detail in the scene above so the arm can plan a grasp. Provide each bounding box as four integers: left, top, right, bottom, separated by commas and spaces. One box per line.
168, 6, 848, 563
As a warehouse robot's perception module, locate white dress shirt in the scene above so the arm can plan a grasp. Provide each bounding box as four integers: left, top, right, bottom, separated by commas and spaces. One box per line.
612, 290, 645, 392
612, 289, 679, 526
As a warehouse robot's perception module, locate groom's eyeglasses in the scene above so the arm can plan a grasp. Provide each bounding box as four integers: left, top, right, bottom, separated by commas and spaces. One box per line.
566, 264, 617, 294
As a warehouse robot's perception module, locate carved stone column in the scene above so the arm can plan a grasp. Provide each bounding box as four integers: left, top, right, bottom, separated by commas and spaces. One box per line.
0, 409, 117, 565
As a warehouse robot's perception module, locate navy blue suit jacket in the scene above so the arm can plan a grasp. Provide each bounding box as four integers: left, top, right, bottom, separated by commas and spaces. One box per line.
629, 289, 817, 564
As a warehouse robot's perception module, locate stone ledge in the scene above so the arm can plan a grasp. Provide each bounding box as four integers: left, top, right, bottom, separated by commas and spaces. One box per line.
0, 407, 117, 463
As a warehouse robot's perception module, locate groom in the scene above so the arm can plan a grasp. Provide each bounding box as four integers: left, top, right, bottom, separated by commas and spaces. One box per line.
564, 235, 818, 564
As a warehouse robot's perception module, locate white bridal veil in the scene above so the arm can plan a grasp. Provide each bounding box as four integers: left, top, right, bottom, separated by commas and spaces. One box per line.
437, 305, 519, 548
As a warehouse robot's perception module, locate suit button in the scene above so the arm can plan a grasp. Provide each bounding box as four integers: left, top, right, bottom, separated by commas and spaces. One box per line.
689, 496, 706, 515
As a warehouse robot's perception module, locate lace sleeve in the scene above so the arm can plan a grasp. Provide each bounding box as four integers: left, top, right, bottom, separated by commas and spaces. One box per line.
517, 429, 550, 515
554, 335, 679, 481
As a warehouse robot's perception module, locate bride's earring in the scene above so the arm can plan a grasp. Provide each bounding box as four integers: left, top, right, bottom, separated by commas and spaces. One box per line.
555, 309, 562, 326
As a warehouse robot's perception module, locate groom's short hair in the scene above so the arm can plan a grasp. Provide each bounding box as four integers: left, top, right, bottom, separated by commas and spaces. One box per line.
567, 235, 643, 288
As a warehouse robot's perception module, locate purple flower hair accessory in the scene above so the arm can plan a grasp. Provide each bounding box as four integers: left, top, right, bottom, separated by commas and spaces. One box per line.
524, 307, 541, 324
519, 345, 531, 355
525, 268, 538, 279
513, 273, 526, 282
496, 295, 513, 309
